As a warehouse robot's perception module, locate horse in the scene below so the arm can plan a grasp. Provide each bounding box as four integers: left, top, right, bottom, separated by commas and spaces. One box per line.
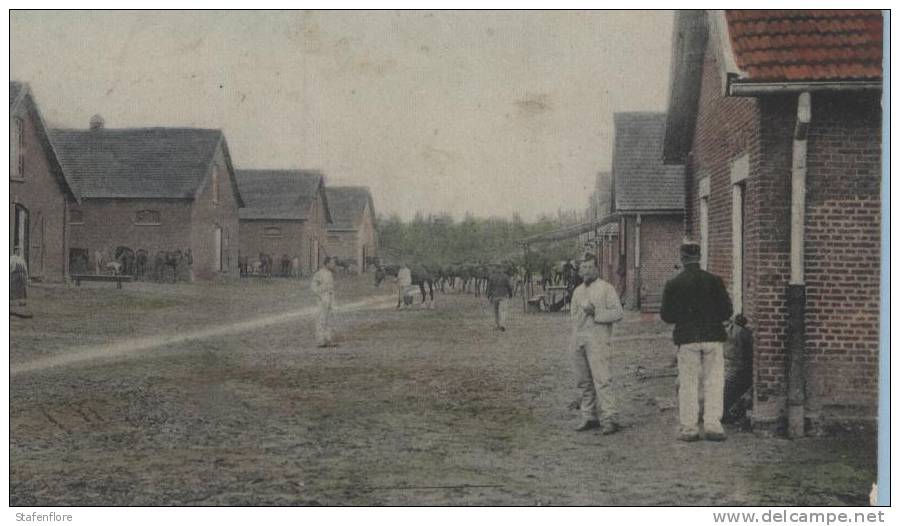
114, 246, 136, 276
411, 264, 436, 308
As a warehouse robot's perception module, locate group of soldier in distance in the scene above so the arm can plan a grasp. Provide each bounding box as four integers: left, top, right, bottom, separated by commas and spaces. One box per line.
307, 241, 752, 443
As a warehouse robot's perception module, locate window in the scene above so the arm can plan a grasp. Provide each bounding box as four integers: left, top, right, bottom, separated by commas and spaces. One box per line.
328, 235, 341, 243
214, 226, 223, 272
69, 208, 84, 225
135, 210, 161, 225
263, 226, 283, 238
211, 164, 220, 205
10, 117, 24, 180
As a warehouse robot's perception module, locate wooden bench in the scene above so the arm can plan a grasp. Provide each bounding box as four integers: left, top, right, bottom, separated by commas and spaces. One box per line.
72, 274, 133, 289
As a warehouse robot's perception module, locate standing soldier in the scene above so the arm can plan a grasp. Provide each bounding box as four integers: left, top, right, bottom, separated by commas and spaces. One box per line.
311, 256, 338, 348
10, 246, 30, 317
486, 263, 513, 331
396, 263, 412, 309
570, 253, 624, 434
661, 242, 733, 442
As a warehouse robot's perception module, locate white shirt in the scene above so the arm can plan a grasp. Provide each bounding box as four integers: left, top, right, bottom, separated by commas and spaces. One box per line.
311, 267, 334, 301
570, 278, 623, 346
397, 267, 412, 287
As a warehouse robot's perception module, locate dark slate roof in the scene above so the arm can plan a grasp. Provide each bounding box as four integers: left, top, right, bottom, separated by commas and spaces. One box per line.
325, 186, 374, 230
236, 169, 327, 221
10, 81, 25, 108
612, 113, 685, 212
49, 127, 227, 199
726, 10, 883, 82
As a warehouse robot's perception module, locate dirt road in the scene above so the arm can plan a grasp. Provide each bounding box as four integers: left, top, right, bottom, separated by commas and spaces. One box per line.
10, 278, 876, 505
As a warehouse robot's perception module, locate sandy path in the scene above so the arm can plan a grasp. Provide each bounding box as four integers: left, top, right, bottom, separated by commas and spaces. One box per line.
10, 294, 394, 375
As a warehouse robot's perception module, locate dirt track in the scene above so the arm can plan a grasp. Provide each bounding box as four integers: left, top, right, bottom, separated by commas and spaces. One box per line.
10, 277, 877, 505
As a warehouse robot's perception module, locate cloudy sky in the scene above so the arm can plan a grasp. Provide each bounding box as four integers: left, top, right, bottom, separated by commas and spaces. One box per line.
11, 10, 673, 221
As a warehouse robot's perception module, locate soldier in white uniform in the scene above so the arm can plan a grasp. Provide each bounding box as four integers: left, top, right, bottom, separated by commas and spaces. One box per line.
311, 256, 338, 347
570, 253, 624, 433
396, 263, 413, 309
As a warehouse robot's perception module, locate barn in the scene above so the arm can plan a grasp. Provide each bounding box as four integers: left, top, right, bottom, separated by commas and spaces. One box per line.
50, 121, 244, 281
609, 112, 685, 312
236, 169, 332, 277
663, 10, 882, 435
9, 82, 79, 282
324, 186, 378, 274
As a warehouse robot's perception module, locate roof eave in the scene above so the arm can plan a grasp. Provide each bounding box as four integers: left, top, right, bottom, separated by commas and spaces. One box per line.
728, 80, 884, 97
614, 208, 685, 216
663, 10, 709, 165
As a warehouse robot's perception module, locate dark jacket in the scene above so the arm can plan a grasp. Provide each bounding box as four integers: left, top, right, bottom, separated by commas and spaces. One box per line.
487, 271, 513, 300
660, 264, 733, 345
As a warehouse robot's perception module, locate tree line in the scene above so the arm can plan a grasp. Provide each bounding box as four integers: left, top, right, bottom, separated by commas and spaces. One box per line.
376, 211, 580, 269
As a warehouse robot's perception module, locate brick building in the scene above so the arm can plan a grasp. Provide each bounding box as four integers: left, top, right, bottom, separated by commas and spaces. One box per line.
9, 82, 79, 282
51, 123, 244, 280
609, 112, 685, 311
663, 10, 882, 434
236, 170, 332, 276
324, 186, 377, 274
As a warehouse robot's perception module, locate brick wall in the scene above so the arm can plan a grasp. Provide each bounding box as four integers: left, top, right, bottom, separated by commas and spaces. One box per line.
325, 230, 360, 270
639, 215, 683, 310
239, 220, 309, 274
189, 144, 241, 280
9, 97, 70, 282
803, 92, 882, 426
686, 24, 881, 430
68, 199, 193, 271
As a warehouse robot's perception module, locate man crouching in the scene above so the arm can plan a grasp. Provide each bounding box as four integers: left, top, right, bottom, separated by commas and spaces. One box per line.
571, 253, 624, 434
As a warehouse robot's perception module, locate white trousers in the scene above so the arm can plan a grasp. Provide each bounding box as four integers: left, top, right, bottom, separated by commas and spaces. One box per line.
573, 337, 617, 423
677, 341, 724, 435
316, 295, 333, 345
492, 298, 508, 328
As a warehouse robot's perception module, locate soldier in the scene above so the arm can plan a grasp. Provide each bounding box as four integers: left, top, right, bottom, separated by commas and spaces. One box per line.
10, 246, 29, 313
570, 253, 623, 434
661, 242, 733, 442
310, 256, 338, 348
486, 264, 513, 331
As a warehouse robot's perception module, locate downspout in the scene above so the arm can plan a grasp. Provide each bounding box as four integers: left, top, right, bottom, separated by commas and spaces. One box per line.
634, 214, 642, 311
787, 92, 811, 438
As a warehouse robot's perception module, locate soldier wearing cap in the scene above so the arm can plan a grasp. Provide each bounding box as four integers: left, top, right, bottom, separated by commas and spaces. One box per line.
570, 252, 624, 434
661, 242, 733, 442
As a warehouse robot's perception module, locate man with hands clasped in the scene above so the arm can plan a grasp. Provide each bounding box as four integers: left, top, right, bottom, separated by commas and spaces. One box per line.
570, 253, 624, 434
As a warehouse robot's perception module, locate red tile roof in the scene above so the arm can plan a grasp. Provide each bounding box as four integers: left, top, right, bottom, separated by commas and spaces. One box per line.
725, 10, 883, 82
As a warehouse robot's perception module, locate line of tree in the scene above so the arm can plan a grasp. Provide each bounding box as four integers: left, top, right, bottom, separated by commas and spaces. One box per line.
376, 211, 580, 269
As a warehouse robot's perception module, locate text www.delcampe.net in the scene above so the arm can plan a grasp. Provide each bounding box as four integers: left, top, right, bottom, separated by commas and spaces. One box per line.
712, 510, 886, 525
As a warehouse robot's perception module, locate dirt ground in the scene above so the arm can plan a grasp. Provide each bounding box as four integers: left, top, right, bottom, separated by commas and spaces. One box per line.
10, 276, 877, 506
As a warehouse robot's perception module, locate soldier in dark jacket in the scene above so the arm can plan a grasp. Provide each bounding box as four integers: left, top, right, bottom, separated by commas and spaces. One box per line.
661, 242, 733, 442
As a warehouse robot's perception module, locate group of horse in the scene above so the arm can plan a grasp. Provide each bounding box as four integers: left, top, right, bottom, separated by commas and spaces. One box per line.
372, 259, 585, 308
238, 254, 359, 278
373, 261, 522, 306
78, 247, 193, 282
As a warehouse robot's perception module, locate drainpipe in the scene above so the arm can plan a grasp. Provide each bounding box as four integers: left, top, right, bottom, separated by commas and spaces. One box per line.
787, 92, 811, 438
634, 214, 642, 311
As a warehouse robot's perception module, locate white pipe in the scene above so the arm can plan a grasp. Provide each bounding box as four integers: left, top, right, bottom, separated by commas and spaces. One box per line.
790, 92, 811, 285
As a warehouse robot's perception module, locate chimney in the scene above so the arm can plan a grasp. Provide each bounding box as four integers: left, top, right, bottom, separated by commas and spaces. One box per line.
89, 114, 105, 131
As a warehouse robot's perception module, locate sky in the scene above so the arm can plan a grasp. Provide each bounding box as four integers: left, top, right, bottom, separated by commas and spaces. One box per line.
11, 10, 674, 221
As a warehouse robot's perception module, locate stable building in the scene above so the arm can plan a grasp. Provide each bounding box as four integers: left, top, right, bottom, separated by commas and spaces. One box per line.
236, 170, 332, 277
51, 121, 244, 280
9, 82, 79, 282
663, 10, 882, 435
324, 186, 377, 274
609, 112, 685, 312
